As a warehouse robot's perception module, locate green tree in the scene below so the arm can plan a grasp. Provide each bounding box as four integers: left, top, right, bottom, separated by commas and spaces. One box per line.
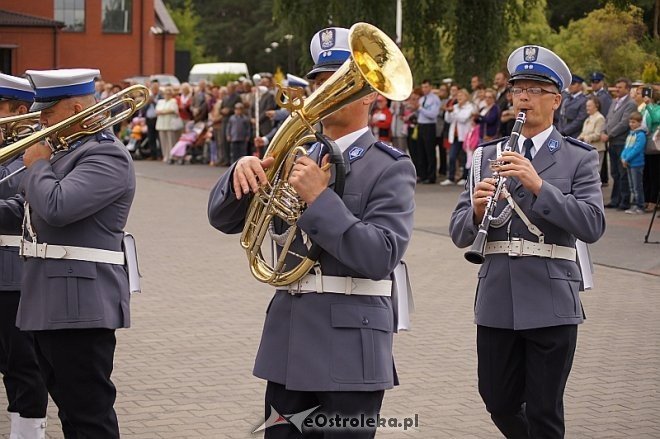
168, 0, 213, 65
552, 4, 655, 81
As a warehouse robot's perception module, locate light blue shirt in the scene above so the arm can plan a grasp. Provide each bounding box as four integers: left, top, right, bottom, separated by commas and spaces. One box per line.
417, 92, 441, 124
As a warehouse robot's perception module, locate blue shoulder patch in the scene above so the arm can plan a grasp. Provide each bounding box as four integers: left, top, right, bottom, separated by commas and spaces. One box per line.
374, 141, 408, 160
478, 136, 508, 149
564, 136, 594, 151
95, 131, 115, 143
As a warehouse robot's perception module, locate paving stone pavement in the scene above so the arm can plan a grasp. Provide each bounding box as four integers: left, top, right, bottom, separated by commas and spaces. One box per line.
0, 161, 658, 439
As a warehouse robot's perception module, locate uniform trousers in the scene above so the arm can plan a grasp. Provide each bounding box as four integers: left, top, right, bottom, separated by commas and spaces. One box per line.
608, 143, 631, 208
417, 123, 437, 183
0, 292, 48, 418
477, 324, 577, 439
33, 328, 119, 439
264, 381, 384, 439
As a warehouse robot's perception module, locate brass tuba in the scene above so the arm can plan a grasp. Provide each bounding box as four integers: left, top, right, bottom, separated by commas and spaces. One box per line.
240, 22, 413, 286
0, 84, 150, 169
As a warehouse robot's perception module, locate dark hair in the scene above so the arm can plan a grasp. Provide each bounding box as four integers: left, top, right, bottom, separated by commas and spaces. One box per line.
629, 111, 643, 122
588, 96, 600, 111
421, 79, 432, 86
615, 77, 631, 90
6, 100, 31, 113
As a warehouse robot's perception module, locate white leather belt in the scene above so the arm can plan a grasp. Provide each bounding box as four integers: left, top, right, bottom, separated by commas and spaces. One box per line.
19, 241, 125, 265
0, 235, 22, 248
485, 239, 576, 261
286, 274, 392, 297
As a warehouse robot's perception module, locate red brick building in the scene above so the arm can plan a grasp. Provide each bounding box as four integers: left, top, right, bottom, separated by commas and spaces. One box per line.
0, 0, 178, 84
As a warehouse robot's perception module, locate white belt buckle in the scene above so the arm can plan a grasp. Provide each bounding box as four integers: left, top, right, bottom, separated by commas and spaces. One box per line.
508, 238, 524, 257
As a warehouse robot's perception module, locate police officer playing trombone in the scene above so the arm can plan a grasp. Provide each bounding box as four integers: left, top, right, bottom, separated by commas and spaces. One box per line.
0, 69, 137, 438
0, 73, 49, 439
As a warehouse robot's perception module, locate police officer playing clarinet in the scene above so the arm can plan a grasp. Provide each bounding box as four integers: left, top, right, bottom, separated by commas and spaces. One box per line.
449, 46, 606, 438
209, 26, 416, 438
0, 69, 136, 438
0, 73, 49, 439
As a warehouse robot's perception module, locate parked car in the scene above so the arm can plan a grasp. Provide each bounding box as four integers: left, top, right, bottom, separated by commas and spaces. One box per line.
188, 62, 249, 84
149, 74, 181, 87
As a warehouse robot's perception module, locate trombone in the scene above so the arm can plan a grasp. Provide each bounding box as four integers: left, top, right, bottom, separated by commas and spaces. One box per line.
0, 84, 150, 185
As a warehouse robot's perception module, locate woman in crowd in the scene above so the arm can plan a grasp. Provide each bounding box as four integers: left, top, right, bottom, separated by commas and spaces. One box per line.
371, 95, 393, 141
441, 88, 475, 186
177, 82, 194, 123
155, 87, 184, 163
578, 96, 606, 172
404, 88, 422, 180
474, 88, 500, 142
641, 87, 660, 209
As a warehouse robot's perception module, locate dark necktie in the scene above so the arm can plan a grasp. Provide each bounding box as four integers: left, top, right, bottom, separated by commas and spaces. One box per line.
523, 138, 534, 161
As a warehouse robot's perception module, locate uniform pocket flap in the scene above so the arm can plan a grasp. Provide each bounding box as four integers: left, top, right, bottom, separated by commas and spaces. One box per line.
546, 260, 581, 281
331, 304, 392, 332
45, 260, 97, 279
546, 178, 571, 194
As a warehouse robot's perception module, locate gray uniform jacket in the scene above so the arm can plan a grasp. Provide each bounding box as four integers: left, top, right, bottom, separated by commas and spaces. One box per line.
560, 92, 588, 138
0, 154, 25, 291
593, 88, 613, 118
0, 131, 136, 331
208, 131, 416, 391
449, 128, 605, 330
604, 96, 637, 146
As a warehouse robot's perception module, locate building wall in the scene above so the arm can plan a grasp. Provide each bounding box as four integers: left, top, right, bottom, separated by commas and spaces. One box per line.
0, 0, 176, 83
0, 27, 58, 75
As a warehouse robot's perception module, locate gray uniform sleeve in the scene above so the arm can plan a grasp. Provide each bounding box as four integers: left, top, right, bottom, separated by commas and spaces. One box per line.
207, 163, 250, 234
530, 149, 605, 243
0, 156, 25, 200
296, 159, 416, 280
23, 150, 131, 227
0, 194, 24, 234
449, 188, 480, 248
563, 101, 588, 136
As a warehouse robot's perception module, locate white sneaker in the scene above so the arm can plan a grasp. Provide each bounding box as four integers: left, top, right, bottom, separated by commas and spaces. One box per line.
457, 178, 467, 186
440, 179, 455, 186
625, 206, 644, 215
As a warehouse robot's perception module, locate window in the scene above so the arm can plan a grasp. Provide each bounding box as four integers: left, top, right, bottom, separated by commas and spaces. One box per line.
102, 0, 132, 34
54, 0, 85, 32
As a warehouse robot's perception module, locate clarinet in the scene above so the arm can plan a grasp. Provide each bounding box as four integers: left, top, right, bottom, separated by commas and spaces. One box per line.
464, 110, 527, 264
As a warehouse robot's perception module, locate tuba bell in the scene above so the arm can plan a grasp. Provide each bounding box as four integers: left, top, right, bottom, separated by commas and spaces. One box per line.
240, 22, 413, 287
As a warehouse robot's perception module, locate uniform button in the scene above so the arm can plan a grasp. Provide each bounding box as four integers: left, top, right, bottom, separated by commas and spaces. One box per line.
543, 209, 551, 215
518, 191, 526, 198
67, 268, 73, 274
567, 271, 572, 277
310, 228, 318, 235
362, 317, 369, 326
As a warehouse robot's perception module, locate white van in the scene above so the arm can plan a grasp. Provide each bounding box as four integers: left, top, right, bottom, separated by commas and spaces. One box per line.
188, 62, 250, 84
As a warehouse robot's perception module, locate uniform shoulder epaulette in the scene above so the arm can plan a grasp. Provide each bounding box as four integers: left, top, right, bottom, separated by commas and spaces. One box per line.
478, 136, 508, 148
95, 131, 116, 143
374, 141, 408, 160
564, 136, 594, 151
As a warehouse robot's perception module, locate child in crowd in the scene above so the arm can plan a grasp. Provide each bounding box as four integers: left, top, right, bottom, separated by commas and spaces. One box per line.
621, 111, 646, 214
226, 102, 251, 164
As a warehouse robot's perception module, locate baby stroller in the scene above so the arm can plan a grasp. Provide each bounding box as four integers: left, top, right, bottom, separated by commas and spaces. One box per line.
170, 121, 208, 164
125, 117, 150, 159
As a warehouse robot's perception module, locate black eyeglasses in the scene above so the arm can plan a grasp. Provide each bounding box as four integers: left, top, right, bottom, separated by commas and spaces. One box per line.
510, 87, 558, 96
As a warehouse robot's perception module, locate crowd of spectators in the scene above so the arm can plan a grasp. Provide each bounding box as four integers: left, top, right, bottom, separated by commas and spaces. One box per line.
368, 72, 660, 213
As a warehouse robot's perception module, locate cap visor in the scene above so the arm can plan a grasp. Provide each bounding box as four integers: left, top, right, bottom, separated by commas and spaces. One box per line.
306, 64, 342, 79
509, 74, 558, 88
30, 100, 58, 112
